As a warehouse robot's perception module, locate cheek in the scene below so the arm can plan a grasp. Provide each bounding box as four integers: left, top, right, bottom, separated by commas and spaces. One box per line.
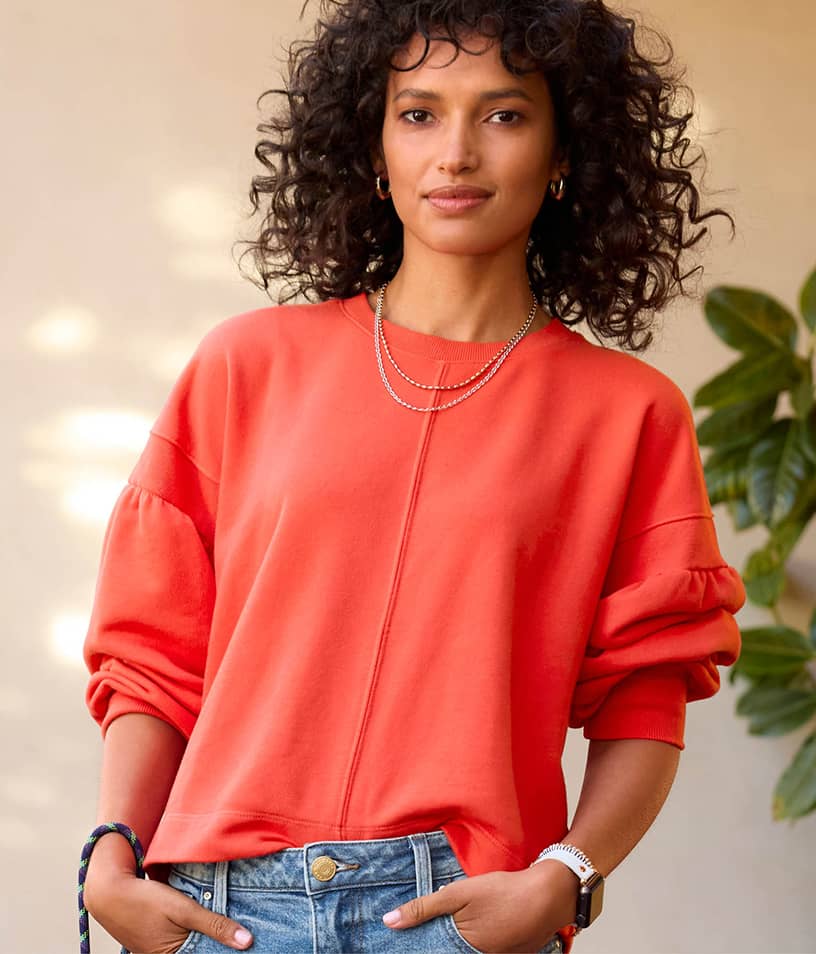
380, 121, 416, 174
499, 155, 550, 208
514, 157, 553, 212
504, 140, 552, 183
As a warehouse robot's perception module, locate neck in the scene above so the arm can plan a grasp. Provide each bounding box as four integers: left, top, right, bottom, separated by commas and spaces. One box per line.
366, 247, 549, 343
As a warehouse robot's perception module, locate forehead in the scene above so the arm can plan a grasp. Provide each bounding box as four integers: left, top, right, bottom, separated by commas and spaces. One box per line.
388, 31, 543, 92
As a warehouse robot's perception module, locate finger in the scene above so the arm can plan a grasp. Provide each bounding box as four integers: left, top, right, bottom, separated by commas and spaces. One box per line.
176, 897, 254, 950
381, 886, 457, 929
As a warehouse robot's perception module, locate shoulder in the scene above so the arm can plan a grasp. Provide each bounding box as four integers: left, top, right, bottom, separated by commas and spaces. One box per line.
194, 296, 348, 362
568, 332, 694, 423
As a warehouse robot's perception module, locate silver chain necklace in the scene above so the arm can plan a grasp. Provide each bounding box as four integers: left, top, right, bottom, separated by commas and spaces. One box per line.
373, 281, 539, 413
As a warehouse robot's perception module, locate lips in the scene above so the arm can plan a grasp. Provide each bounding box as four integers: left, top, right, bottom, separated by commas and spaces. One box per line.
426, 185, 493, 199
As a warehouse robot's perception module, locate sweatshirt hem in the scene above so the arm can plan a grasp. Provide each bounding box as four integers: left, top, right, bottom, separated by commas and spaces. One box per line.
145, 809, 526, 875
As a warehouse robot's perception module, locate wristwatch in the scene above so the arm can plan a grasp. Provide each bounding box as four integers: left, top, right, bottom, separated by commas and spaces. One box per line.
529, 843, 605, 933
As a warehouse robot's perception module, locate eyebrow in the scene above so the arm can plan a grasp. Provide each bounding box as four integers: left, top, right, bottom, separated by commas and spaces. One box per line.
392, 87, 535, 104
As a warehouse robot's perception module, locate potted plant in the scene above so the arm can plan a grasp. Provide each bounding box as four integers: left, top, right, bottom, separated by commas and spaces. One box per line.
693, 265, 816, 820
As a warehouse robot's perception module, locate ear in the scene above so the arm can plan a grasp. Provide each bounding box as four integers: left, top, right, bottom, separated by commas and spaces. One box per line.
557, 150, 571, 178
370, 138, 386, 178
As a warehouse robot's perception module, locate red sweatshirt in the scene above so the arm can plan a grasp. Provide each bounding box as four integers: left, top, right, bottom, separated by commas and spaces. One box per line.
84, 291, 745, 883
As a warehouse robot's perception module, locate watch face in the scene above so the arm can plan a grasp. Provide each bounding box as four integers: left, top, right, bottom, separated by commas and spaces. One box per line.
576, 875, 604, 929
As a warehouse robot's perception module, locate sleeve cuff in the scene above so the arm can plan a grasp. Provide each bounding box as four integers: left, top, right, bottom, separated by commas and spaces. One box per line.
99, 692, 193, 740
581, 664, 688, 750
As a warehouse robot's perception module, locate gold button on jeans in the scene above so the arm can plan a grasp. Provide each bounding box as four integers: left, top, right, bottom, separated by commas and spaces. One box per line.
311, 855, 338, 881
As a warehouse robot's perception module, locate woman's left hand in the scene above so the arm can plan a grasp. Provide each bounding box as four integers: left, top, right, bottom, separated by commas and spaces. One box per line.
381, 859, 578, 954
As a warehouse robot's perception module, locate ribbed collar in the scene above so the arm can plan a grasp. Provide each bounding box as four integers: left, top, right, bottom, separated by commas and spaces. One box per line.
339, 290, 576, 363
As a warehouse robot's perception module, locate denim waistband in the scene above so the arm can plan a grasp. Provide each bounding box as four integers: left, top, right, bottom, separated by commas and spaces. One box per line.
171, 829, 463, 895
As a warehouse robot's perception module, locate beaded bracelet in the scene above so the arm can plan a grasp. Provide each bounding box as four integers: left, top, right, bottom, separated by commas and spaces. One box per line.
78, 822, 146, 954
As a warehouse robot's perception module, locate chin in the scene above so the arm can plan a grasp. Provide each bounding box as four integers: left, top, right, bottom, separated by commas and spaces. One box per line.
411, 231, 514, 258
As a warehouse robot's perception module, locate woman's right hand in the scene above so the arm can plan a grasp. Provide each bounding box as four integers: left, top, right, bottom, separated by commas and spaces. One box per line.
84, 839, 254, 953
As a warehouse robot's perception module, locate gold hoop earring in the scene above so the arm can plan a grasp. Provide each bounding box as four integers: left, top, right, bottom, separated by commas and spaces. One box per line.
375, 174, 391, 200
549, 176, 566, 201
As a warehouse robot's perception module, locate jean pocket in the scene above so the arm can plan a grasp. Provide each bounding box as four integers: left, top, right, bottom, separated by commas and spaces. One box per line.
441, 910, 563, 954
441, 912, 487, 954
167, 869, 211, 954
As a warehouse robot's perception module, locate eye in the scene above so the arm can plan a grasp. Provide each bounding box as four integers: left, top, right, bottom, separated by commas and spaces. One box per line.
488, 110, 522, 125
400, 108, 433, 124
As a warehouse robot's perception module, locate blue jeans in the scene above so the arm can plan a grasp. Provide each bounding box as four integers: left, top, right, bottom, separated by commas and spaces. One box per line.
167, 828, 564, 953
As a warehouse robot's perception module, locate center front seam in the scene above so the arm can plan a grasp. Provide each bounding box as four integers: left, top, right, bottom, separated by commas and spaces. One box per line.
336, 362, 448, 833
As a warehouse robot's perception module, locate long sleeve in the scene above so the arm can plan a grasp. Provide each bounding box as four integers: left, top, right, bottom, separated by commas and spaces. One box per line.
83, 328, 227, 740
568, 376, 747, 750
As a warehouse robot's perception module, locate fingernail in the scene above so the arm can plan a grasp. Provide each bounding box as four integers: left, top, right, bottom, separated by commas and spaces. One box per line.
383, 910, 401, 925
234, 927, 252, 945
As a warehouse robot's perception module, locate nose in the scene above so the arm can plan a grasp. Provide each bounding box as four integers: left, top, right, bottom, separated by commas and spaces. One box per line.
437, 117, 478, 174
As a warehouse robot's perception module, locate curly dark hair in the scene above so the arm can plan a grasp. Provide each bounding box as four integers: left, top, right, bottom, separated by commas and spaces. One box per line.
235, 0, 735, 351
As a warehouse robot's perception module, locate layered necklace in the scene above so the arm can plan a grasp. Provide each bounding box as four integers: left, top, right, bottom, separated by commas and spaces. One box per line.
373, 281, 539, 413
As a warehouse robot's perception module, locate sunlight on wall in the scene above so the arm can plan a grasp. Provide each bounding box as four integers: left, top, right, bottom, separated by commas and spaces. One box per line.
146, 334, 213, 382
49, 611, 91, 668
156, 182, 237, 243
20, 302, 213, 673
155, 181, 246, 283
23, 305, 99, 354
42, 408, 151, 456
61, 474, 133, 525
1, 774, 56, 810
22, 408, 153, 526
172, 247, 240, 282
0, 817, 36, 849
0, 686, 32, 719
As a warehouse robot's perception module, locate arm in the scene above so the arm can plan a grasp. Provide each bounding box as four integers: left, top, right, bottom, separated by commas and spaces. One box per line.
84, 712, 186, 887
540, 736, 681, 880
381, 738, 681, 953
510, 738, 681, 950
82, 714, 255, 952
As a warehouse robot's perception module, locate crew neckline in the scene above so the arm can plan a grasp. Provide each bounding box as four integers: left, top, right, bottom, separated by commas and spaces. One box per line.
339, 291, 575, 362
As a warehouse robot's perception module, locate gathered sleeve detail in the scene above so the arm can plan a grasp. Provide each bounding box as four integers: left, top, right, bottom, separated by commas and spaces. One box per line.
569, 538, 745, 749
568, 377, 747, 750
83, 330, 226, 739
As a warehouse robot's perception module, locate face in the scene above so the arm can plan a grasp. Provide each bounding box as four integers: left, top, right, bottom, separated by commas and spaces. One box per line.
374, 30, 568, 258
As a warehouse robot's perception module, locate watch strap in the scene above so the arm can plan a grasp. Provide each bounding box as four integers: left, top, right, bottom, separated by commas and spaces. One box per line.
529, 843, 599, 883
529, 842, 605, 934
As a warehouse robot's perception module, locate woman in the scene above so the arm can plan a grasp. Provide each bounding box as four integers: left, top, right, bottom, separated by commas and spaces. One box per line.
81, 2, 746, 953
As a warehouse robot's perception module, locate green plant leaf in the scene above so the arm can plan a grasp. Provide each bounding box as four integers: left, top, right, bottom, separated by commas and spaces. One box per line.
790, 357, 814, 420
704, 287, 799, 354
800, 267, 816, 333
810, 608, 816, 651
736, 685, 816, 736
742, 517, 809, 606
746, 418, 816, 528
693, 351, 798, 410
773, 731, 816, 820
762, 670, 814, 690
743, 553, 786, 606
731, 668, 814, 691
695, 398, 777, 450
734, 625, 814, 679
802, 407, 816, 467
703, 444, 750, 504
726, 497, 760, 530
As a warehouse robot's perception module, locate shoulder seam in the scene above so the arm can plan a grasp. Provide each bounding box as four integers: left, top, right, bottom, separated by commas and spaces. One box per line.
616, 512, 714, 545
125, 477, 197, 519
125, 477, 213, 549
148, 430, 220, 486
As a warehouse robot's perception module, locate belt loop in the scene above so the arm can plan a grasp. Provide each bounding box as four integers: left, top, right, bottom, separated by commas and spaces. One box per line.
212, 860, 229, 916
408, 832, 432, 898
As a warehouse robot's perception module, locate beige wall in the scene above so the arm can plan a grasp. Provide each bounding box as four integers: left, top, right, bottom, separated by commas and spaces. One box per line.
4, 1, 814, 951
